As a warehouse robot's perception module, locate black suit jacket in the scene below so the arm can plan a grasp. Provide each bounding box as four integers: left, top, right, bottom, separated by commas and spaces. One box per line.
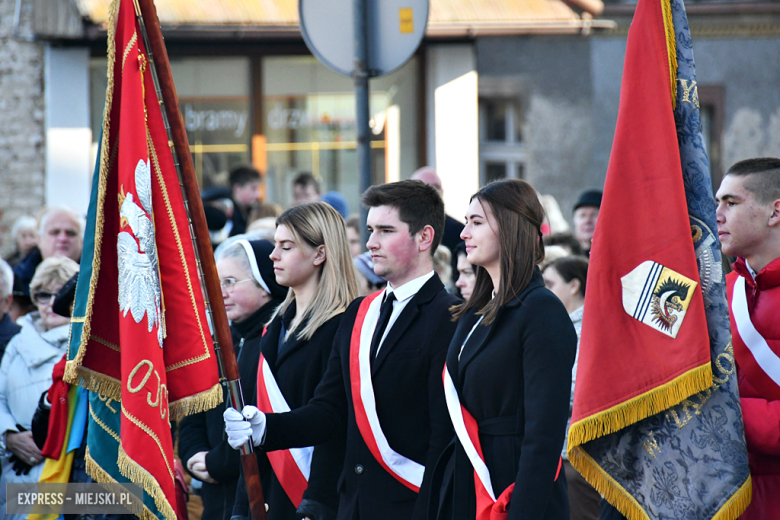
232, 306, 345, 520
434, 269, 576, 520
264, 274, 459, 520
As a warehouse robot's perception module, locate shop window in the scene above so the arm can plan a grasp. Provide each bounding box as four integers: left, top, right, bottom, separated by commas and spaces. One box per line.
89, 56, 251, 191
260, 56, 419, 213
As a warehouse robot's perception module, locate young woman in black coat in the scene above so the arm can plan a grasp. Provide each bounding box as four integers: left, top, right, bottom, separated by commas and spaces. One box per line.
433, 179, 577, 520
179, 237, 288, 520
228, 202, 359, 520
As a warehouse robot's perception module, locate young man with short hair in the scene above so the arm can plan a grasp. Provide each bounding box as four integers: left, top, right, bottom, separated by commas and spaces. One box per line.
292, 172, 321, 206
716, 157, 780, 519
229, 165, 262, 236
226, 180, 459, 520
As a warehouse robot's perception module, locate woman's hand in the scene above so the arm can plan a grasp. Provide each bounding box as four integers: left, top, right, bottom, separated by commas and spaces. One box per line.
6, 431, 43, 465
186, 451, 217, 484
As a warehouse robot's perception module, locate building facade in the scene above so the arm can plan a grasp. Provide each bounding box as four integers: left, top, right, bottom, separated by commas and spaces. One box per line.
1, 0, 779, 255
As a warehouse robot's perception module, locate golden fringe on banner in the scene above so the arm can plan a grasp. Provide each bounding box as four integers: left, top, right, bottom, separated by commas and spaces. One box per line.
64, 364, 122, 402
117, 445, 177, 520
66, 0, 119, 384
660, 0, 678, 108
168, 382, 223, 421
85, 447, 162, 520
568, 446, 752, 520
568, 363, 712, 449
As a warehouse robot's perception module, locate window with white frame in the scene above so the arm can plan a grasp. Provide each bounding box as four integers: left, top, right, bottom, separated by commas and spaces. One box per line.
478, 98, 525, 185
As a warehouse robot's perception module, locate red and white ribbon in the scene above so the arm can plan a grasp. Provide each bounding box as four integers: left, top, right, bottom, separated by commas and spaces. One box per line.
443, 364, 561, 520
349, 291, 424, 492
257, 353, 312, 506
732, 276, 780, 393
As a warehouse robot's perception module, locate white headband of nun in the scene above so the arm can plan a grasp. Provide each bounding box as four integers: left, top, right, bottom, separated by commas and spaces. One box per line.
236, 239, 272, 295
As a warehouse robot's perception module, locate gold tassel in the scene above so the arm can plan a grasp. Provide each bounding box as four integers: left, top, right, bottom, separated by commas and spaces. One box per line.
569, 446, 752, 520
660, 0, 678, 108
711, 477, 753, 520
117, 445, 177, 520
85, 447, 161, 520
568, 363, 712, 449
168, 383, 223, 421
64, 364, 123, 402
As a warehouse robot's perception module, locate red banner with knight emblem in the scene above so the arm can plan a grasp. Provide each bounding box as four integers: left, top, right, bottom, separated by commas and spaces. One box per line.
66, 0, 221, 517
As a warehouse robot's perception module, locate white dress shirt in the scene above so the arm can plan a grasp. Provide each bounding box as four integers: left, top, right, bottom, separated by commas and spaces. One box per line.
374, 271, 435, 355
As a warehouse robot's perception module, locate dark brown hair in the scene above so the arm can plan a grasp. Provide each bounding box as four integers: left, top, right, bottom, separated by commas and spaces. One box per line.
725, 157, 780, 204
361, 180, 445, 255
451, 179, 545, 324
546, 255, 589, 298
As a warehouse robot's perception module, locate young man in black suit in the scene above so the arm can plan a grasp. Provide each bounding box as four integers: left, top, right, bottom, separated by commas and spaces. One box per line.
225, 180, 459, 520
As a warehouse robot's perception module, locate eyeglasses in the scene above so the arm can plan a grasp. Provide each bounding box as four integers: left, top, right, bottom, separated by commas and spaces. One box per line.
220, 277, 255, 293
33, 291, 57, 306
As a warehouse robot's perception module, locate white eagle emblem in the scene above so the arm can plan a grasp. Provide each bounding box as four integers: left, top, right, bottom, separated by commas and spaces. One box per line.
117, 159, 163, 348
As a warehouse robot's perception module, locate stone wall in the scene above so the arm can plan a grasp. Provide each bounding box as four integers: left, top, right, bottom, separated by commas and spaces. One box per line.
477, 26, 780, 223
0, 0, 45, 258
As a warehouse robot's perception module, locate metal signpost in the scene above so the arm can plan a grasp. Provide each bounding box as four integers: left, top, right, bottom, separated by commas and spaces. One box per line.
299, 0, 428, 242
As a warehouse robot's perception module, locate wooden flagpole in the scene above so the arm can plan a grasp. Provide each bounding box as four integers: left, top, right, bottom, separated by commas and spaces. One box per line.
134, 1, 267, 518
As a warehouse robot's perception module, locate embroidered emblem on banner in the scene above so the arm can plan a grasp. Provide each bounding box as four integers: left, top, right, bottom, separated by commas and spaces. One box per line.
622, 261, 697, 338
117, 158, 164, 348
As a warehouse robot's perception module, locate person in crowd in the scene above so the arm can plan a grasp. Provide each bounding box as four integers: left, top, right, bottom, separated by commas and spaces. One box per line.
716, 157, 780, 519
411, 167, 464, 261
433, 245, 453, 291
571, 190, 601, 255
542, 256, 600, 520
229, 165, 263, 236
543, 232, 584, 257
292, 172, 321, 206
434, 179, 576, 520
353, 252, 386, 296
320, 191, 349, 219
346, 214, 363, 258
453, 242, 476, 301
5, 216, 38, 267
0, 260, 21, 358
248, 201, 283, 223
13, 207, 83, 303
225, 180, 459, 520
0, 256, 78, 518
179, 238, 288, 520
230, 202, 359, 520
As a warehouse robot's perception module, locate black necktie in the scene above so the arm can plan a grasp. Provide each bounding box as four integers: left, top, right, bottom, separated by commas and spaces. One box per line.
370, 293, 396, 362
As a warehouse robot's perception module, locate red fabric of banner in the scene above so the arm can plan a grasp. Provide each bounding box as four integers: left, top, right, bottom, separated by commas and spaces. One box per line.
570, 0, 710, 428
66, 0, 221, 516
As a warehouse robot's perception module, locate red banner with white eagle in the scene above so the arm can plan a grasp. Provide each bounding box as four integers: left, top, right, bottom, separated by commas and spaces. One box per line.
65, 0, 221, 516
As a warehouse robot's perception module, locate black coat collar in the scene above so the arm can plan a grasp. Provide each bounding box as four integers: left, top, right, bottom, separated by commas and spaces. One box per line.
455, 268, 545, 379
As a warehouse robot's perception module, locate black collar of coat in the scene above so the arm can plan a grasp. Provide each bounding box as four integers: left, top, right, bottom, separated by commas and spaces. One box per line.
454, 268, 544, 379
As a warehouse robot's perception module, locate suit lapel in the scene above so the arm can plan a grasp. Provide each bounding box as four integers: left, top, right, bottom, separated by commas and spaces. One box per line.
371, 275, 444, 376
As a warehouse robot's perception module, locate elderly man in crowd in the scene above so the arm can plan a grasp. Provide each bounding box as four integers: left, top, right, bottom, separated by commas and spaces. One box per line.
572, 189, 601, 256
12, 207, 83, 308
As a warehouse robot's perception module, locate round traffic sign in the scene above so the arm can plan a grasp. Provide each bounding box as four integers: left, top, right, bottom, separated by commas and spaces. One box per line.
299, 0, 429, 77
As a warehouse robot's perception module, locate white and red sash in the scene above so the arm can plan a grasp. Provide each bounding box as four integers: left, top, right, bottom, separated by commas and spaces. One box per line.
443, 365, 561, 520
730, 275, 780, 401
256, 353, 313, 507
349, 291, 424, 492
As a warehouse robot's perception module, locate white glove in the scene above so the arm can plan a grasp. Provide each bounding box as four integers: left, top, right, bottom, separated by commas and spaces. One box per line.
224, 406, 266, 449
